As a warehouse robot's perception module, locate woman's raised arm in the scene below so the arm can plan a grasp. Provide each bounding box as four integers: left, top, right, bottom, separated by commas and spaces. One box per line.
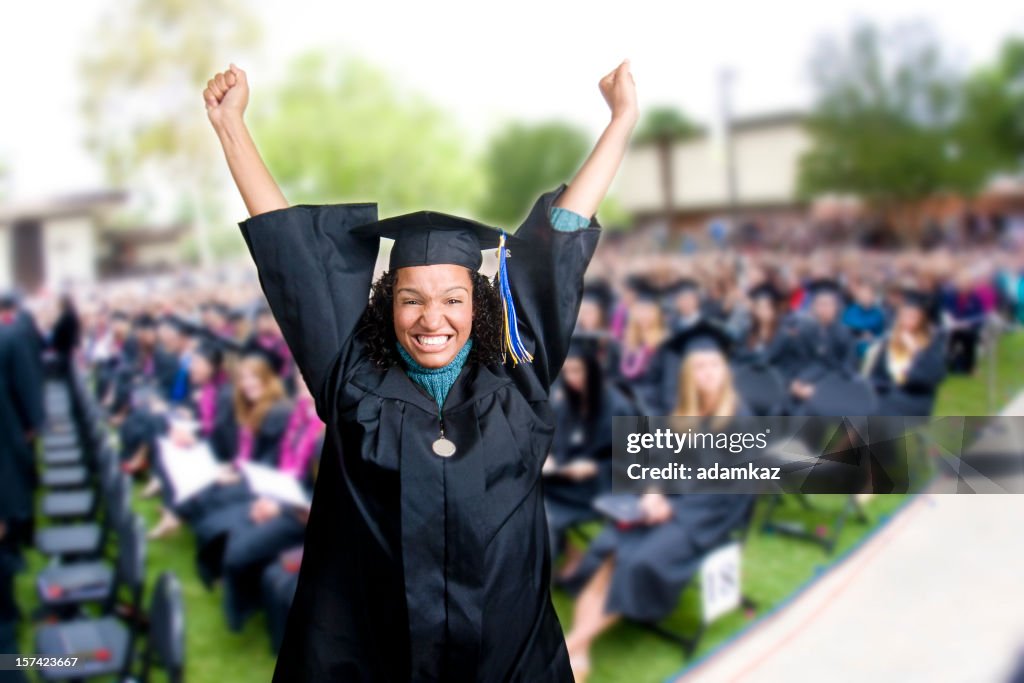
205, 63, 288, 217
553, 60, 638, 219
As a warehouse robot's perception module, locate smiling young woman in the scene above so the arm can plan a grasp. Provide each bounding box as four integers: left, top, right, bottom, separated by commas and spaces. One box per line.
206, 59, 637, 682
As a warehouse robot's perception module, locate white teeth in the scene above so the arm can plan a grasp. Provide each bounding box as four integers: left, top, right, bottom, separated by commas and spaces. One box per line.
417, 335, 449, 346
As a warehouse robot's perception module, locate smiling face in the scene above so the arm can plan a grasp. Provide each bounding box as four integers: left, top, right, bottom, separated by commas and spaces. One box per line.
393, 264, 474, 368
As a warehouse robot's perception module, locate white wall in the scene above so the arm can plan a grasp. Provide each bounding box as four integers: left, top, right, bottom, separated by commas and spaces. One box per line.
0, 224, 11, 290
43, 216, 96, 289
616, 119, 812, 213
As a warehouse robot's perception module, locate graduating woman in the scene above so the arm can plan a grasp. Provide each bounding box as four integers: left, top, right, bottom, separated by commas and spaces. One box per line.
560, 323, 753, 682
148, 346, 292, 545
614, 278, 670, 413
205, 59, 636, 681
221, 372, 323, 632
543, 334, 633, 581
864, 289, 947, 416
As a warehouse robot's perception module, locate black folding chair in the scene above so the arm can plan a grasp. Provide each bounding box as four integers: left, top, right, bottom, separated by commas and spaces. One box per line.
139, 572, 186, 683
632, 497, 759, 659
733, 363, 786, 416
760, 371, 878, 553
36, 513, 146, 616
40, 445, 115, 522
36, 472, 130, 561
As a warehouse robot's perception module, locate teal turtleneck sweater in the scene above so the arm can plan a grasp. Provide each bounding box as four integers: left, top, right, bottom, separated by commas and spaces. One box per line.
396, 338, 473, 409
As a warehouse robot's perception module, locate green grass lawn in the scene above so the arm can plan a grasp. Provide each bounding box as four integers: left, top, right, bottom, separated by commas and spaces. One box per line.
16, 330, 1024, 683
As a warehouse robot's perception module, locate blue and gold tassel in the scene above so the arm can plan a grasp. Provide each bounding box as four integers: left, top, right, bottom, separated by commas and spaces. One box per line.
497, 229, 533, 366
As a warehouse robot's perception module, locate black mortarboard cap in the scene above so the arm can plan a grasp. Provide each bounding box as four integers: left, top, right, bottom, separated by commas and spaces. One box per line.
160, 314, 199, 336
665, 277, 701, 295
0, 291, 16, 309
242, 341, 286, 375
806, 278, 844, 298
626, 276, 666, 303
351, 210, 523, 271
899, 288, 940, 322
663, 320, 734, 356
352, 209, 534, 365
749, 282, 783, 302
566, 330, 611, 359
134, 313, 157, 329
193, 338, 225, 369
582, 279, 614, 310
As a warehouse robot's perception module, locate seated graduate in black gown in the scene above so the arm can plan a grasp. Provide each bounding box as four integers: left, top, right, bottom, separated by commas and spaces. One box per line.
148, 346, 292, 547
544, 333, 634, 582
560, 323, 753, 682
666, 277, 703, 335
221, 372, 323, 632
733, 282, 798, 372
574, 280, 621, 374
788, 279, 860, 412
864, 289, 947, 416
614, 277, 670, 413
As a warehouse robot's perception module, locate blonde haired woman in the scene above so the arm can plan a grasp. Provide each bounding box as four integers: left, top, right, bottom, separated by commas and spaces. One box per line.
561, 323, 752, 681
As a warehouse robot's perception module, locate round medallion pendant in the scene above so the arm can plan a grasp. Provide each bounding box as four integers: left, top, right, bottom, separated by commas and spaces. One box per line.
432, 437, 457, 457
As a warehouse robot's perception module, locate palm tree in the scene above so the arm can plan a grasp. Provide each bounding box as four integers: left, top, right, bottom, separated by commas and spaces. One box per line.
633, 107, 701, 226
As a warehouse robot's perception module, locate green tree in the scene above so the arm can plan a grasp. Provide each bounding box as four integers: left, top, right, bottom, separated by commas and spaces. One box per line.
78, 0, 262, 265
956, 37, 1024, 178
252, 52, 482, 218
476, 121, 590, 228
633, 107, 701, 224
797, 20, 988, 213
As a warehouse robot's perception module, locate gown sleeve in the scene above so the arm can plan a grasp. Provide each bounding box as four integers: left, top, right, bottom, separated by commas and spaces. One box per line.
238, 203, 380, 418
506, 184, 602, 393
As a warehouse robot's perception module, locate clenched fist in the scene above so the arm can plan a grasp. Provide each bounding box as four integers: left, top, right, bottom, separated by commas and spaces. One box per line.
599, 59, 638, 125
203, 63, 249, 127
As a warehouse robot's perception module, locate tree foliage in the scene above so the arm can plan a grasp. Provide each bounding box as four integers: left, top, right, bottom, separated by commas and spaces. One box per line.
797, 20, 994, 206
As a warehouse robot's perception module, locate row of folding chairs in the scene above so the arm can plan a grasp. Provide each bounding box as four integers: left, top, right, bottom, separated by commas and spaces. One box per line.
29, 367, 185, 682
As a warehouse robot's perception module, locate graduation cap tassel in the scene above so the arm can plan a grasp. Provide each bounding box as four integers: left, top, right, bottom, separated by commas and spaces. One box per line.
497, 230, 533, 366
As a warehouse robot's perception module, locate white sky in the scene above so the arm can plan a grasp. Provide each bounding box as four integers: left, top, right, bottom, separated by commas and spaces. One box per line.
2, 0, 1023, 201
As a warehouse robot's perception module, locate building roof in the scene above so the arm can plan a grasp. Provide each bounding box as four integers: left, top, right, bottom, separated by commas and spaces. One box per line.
0, 189, 129, 223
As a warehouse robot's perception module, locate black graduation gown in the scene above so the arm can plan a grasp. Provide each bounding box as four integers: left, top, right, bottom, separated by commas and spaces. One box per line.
562, 492, 754, 622
790, 319, 859, 383
0, 320, 43, 520
221, 434, 321, 633
544, 384, 632, 556
866, 333, 947, 416
239, 184, 600, 682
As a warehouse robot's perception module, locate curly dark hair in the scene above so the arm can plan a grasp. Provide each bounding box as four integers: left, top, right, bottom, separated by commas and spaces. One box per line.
357, 269, 506, 368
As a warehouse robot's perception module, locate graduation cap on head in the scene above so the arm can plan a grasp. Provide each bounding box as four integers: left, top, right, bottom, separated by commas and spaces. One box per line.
582, 279, 614, 312
0, 290, 17, 309
159, 314, 200, 337
351, 210, 533, 365
134, 313, 157, 329
806, 278, 844, 299
193, 338, 225, 369
663, 319, 734, 357
242, 341, 286, 375
566, 330, 612, 360
899, 288, 940, 322
665, 277, 701, 296
749, 282, 783, 303
625, 275, 672, 303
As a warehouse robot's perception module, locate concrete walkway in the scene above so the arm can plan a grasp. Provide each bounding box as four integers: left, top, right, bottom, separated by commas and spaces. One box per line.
672, 489, 1024, 683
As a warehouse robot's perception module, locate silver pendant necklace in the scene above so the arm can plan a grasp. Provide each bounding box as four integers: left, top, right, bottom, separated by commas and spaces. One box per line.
432, 416, 456, 457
